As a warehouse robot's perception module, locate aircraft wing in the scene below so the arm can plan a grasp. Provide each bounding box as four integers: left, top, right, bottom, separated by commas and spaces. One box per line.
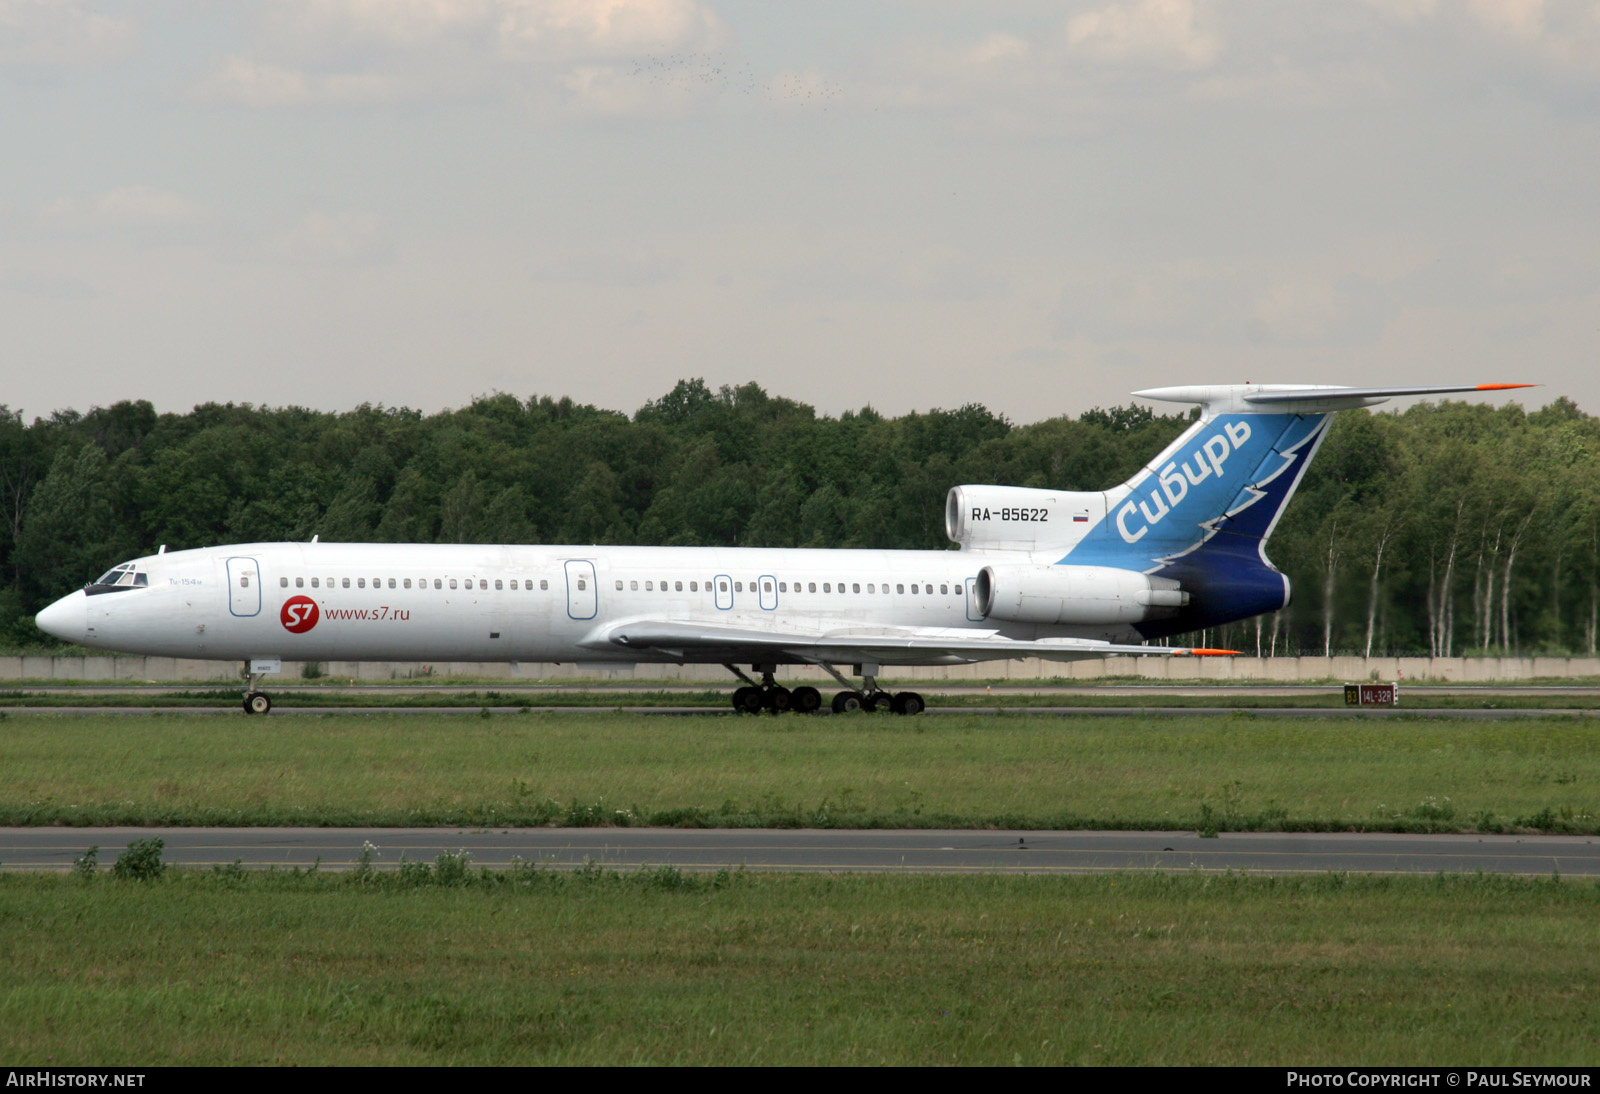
582, 619, 1232, 666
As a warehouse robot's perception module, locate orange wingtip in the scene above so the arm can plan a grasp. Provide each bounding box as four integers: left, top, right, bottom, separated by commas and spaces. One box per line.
1475, 384, 1537, 391
1178, 648, 1240, 656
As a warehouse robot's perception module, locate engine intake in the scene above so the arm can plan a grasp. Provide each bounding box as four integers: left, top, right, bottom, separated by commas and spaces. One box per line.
946, 485, 1106, 551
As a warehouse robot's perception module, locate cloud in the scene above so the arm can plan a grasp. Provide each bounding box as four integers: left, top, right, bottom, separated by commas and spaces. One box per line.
495, 0, 726, 60
1353, 0, 1440, 22
275, 211, 391, 265
1470, 0, 1547, 39
40, 187, 207, 229
198, 0, 727, 111
0, 0, 133, 65
1065, 0, 1221, 68
198, 54, 397, 107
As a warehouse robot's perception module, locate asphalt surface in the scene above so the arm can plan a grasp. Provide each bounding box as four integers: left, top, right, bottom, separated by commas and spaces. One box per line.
5, 683, 1598, 717
3, 704, 1595, 717
5, 827, 1597, 877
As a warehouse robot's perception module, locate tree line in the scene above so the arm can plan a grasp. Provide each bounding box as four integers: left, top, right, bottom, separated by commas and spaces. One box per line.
1, 379, 1590, 656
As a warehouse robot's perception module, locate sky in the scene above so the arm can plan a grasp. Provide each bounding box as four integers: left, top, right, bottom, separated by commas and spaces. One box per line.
2, 0, 1597, 424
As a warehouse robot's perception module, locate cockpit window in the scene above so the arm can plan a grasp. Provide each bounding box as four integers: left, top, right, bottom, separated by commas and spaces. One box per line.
87, 562, 149, 595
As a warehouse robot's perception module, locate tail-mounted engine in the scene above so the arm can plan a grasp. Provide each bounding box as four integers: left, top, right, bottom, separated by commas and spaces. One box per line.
945, 485, 1106, 552
974, 564, 1187, 626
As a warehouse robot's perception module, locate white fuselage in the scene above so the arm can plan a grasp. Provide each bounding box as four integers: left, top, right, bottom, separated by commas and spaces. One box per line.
37, 541, 1134, 667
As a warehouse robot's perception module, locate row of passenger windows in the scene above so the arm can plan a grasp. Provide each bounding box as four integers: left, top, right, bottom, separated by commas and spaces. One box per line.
271, 575, 963, 596
278, 576, 551, 591
614, 579, 960, 596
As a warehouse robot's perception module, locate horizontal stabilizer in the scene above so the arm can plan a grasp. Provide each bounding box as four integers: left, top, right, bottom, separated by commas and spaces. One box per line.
1135, 383, 1534, 415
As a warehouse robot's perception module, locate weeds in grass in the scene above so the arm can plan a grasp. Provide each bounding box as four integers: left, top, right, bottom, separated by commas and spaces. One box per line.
111, 838, 164, 881
433, 849, 472, 886
353, 840, 380, 882
72, 846, 97, 879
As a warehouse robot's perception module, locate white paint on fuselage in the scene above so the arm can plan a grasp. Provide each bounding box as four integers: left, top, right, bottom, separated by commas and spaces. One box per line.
39, 541, 1141, 666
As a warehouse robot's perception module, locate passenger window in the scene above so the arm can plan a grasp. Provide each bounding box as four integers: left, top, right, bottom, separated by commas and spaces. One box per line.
764, 581, 773, 593
690, 581, 698, 592
630, 580, 638, 590
494, 579, 502, 590
294, 577, 303, 588
851, 583, 860, 593
312, 578, 320, 588
809, 582, 816, 593
510, 579, 518, 590
342, 578, 351, 588
280, 577, 288, 588
941, 584, 949, 595
434, 579, 442, 589
449, 579, 457, 589
646, 581, 653, 591
577, 578, 587, 590
719, 581, 728, 593
540, 579, 548, 590
389, 578, 397, 589
779, 582, 787, 593
675, 581, 683, 591
735, 581, 743, 592
867, 583, 874, 594
823, 583, 831, 593
239, 576, 249, 588
897, 584, 905, 594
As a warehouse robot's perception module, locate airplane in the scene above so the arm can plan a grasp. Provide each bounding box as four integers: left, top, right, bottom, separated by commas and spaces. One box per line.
34, 382, 1531, 715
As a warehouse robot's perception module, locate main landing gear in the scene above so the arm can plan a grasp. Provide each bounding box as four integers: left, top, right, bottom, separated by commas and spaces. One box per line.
722, 663, 923, 716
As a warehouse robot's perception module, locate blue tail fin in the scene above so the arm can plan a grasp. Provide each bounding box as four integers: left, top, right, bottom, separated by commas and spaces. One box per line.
1061, 383, 1532, 637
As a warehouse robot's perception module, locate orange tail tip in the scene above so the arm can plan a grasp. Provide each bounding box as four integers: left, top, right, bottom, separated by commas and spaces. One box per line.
1179, 648, 1240, 656
1475, 383, 1537, 391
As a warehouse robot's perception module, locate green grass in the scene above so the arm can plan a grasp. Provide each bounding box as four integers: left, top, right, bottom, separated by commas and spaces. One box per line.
2, 711, 1598, 832
2, 868, 1595, 1065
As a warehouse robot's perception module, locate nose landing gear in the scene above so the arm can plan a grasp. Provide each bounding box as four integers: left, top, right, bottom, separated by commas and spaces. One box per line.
241, 662, 272, 715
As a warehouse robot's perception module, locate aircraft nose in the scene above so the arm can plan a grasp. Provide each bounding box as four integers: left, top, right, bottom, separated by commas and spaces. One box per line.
35, 591, 86, 642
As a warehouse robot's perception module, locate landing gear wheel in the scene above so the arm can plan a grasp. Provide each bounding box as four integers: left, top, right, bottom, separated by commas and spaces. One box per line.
732, 686, 764, 715
244, 692, 271, 715
864, 691, 894, 713
831, 690, 866, 714
764, 686, 793, 713
891, 691, 925, 716
791, 686, 822, 714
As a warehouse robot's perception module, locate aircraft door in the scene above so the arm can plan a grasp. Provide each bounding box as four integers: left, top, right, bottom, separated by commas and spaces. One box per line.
714, 574, 733, 610
758, 574, 778, 611
227, 556, 262, 618
965, 577, 984, 622
564, 560, 597, 620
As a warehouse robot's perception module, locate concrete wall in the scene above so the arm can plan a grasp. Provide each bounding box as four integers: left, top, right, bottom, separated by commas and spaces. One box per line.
4, 654, 1599, 683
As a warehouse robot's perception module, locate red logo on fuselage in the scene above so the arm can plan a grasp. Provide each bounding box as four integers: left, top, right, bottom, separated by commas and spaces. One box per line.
280, 595, 319, 633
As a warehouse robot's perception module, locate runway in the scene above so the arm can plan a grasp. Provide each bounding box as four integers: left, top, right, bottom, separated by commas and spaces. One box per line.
4, 827, 1597, 877
4, 683, 1597, 717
